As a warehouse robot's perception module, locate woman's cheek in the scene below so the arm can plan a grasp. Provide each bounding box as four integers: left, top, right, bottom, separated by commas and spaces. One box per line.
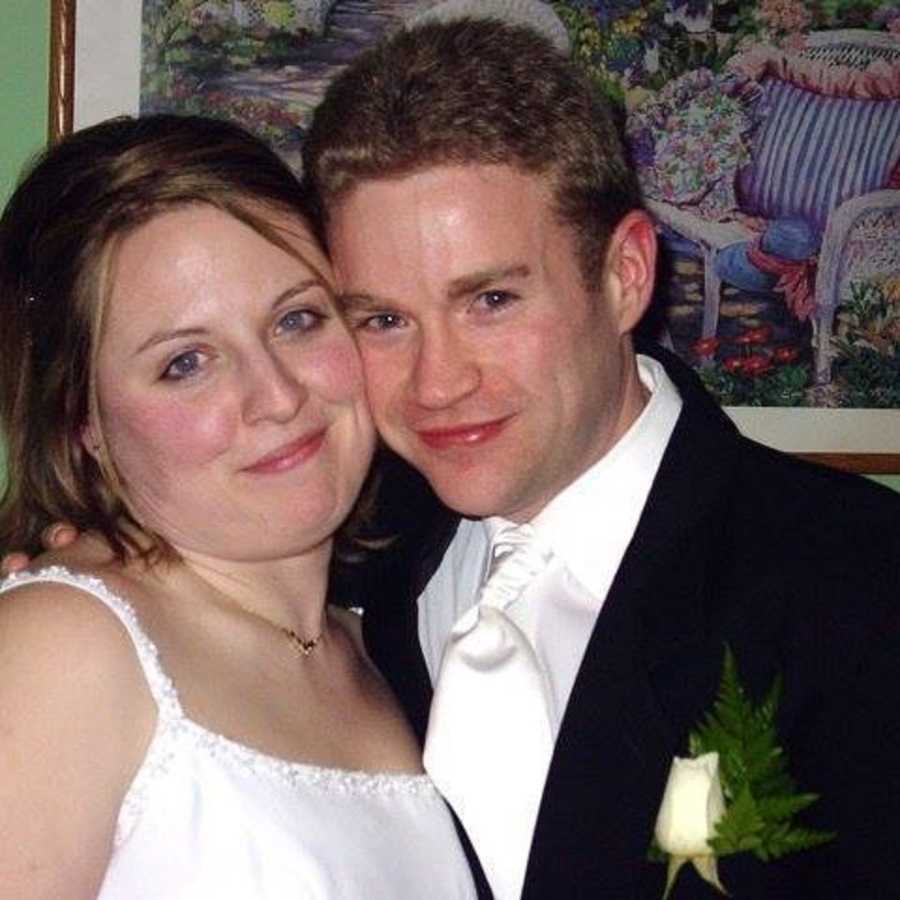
313, 337, 367, 403
103, 394, 235, 476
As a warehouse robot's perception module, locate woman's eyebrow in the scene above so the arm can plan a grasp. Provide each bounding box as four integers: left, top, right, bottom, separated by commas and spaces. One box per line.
135, 279, 326, 355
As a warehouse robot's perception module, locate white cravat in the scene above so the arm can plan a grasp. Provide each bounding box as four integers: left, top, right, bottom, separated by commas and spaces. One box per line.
423, 524, 554, 900
418, 355, 684, 722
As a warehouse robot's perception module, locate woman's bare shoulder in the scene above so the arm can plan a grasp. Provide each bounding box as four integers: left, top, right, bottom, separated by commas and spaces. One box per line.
0, 574, 155, 897
0, 571, 152, 712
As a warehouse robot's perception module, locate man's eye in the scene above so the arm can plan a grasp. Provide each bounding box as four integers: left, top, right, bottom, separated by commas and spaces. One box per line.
357, 312, 406, 332
277, 308, 325, 334
476, 290, 516, 311
162, 350, 202, 381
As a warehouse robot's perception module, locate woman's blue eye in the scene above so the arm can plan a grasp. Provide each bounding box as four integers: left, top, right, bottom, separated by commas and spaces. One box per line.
278, 309, 324, 333
163, 351, 201, 381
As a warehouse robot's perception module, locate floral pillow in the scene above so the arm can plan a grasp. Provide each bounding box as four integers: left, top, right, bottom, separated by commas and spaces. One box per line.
627, 69, 761, 220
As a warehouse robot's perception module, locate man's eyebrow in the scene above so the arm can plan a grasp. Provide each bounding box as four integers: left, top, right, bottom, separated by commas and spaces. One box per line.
336, 291, 386, 314
135, 279, 324, 354
337, 265, 531, 312
446, 264, 530, 299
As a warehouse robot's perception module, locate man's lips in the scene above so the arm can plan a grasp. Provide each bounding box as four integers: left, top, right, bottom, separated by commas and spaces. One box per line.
242, 429, 326, 474
415, 416, 511, 450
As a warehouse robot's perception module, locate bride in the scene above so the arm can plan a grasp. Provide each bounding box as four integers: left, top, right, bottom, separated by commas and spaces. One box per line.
0, 114, 476, 899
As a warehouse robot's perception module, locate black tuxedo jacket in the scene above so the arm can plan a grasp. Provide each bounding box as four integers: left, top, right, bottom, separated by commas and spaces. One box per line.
339, 344, 900, 899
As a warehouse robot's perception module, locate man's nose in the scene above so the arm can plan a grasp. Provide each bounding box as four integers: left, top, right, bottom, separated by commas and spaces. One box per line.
410, 328, 481, 410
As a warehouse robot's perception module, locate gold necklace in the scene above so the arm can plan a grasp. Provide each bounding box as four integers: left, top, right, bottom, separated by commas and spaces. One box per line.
225, 595, 325, 659
280, 624, 323, 657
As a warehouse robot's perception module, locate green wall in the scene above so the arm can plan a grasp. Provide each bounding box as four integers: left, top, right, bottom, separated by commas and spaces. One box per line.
1, 0, 49, 203
0, 0, 897, 494
1, 0, 50, 490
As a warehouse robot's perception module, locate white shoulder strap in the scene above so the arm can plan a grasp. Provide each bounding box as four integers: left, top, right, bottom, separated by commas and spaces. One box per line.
0, 566, 183, 721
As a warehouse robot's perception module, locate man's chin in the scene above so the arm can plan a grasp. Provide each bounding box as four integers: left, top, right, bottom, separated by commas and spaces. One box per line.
422, 475, 530, 522
385, 438, 531, 518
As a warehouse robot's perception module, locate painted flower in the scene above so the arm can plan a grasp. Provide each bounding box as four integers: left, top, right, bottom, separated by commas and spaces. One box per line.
743, 354, 774, 376
772, 345, 800, 364
757, 0, 812, 33
744, 324, 774, 344
873, 4, 900, 27
692, 336, 721, 357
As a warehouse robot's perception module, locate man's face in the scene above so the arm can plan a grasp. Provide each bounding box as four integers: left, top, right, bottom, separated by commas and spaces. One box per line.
328, 164, 654, 522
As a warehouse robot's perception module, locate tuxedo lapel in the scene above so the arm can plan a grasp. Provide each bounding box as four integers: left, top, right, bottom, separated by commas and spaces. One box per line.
522, 510, 710, 898
523, 350, 743, 898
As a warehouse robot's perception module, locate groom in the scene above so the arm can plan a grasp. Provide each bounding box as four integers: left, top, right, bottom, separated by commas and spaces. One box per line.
304, 15, 900, 900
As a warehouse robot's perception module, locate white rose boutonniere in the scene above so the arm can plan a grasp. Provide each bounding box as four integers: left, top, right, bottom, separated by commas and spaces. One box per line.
650, 647, 836, 898
654, 753, 727, 895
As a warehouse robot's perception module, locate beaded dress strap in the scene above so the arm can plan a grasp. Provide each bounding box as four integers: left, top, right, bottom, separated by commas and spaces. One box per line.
0, 566, 183, 722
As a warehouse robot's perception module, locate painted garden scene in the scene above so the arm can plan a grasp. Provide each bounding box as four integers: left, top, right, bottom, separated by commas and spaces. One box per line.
139, 0, 900, 409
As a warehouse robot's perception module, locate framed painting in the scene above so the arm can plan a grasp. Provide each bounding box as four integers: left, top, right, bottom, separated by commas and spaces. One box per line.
50, 0, 900, 473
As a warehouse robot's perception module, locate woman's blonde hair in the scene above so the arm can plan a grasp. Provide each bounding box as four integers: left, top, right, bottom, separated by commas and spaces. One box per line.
0, 114, 324, 560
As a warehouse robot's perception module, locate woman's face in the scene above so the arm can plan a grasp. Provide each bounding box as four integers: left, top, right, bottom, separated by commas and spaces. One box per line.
87, 204, 375, 563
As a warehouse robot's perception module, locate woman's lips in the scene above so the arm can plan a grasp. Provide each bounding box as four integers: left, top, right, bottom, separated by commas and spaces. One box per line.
243, 429, 326, 474
416, 416, 510, 450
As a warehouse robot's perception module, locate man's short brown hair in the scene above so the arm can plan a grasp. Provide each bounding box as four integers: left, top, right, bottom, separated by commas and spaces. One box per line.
302, 16, 642, 285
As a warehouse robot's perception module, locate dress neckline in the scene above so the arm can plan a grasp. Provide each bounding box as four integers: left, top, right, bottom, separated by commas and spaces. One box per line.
1, 566, 438, 795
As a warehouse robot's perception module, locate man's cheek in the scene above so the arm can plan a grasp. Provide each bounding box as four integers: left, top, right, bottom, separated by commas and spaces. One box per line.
313, 337, 367, 401
362, 384, 407, 450
360, 357, 396, 417
367, 393, 399, 439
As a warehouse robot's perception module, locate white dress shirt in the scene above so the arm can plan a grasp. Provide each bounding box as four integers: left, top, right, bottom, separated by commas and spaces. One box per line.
418, 354, 683, 735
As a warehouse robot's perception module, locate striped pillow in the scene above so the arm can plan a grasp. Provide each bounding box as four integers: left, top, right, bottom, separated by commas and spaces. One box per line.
737, 80, 900, 231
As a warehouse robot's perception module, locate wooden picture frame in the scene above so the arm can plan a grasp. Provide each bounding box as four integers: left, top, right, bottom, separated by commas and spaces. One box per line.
48, 0, 900, 474
48, 0, 75, 143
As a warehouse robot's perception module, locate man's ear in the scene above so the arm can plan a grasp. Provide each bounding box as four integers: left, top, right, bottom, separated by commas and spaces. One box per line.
602, 209, 658, 335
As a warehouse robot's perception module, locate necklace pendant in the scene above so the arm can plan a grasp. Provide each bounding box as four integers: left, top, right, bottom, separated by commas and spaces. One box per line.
283, 627, 320, 657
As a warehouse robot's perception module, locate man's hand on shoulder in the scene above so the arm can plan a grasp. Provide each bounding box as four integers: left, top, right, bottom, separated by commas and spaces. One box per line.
1, 522, 81, 575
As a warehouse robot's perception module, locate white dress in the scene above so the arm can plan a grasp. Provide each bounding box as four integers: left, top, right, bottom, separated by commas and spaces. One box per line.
0, 567, 477, 900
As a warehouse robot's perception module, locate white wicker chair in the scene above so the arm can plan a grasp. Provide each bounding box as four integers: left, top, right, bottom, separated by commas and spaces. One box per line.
647, 30, 900, 383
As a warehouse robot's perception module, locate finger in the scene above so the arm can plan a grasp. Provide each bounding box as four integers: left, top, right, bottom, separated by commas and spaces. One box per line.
0, 552, 31, 575
41, 522, 79, 550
